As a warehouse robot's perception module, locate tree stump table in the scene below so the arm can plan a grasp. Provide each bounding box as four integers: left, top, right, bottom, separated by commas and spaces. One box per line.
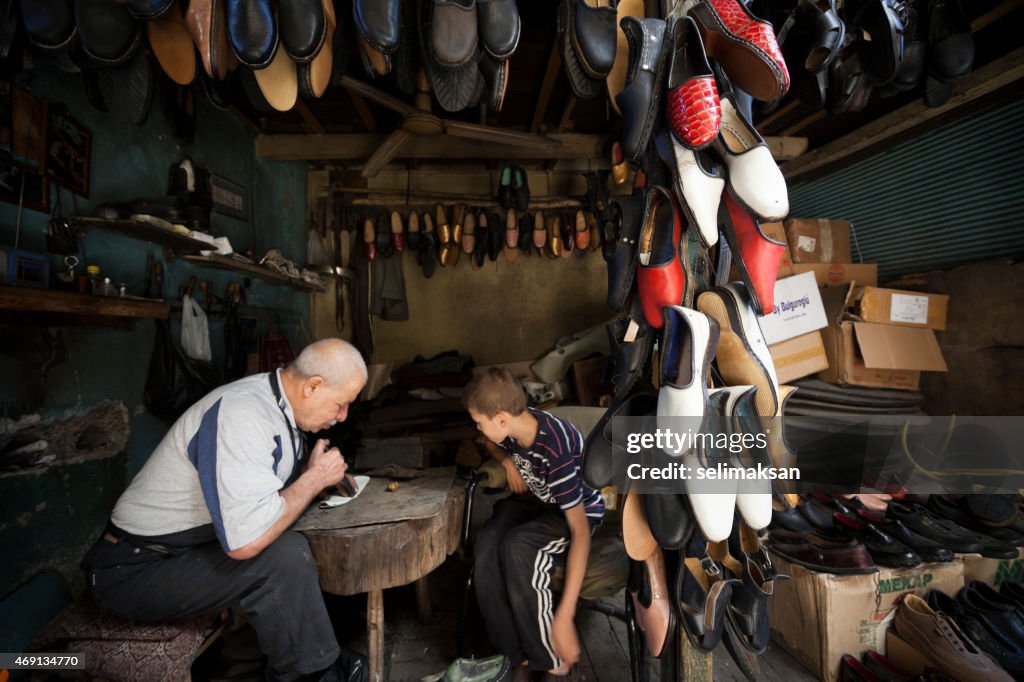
302, 481, 464, 682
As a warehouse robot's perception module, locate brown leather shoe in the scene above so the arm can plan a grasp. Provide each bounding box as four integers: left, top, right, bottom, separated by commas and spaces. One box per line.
504, 208, 519, 262
768, 534, 877, 575
894, 594, 1013, 682
185, 0, 230, 79
435, 204, 451, 266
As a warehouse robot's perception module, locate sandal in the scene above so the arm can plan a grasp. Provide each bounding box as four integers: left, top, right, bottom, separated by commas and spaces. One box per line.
852, 0, 905, 86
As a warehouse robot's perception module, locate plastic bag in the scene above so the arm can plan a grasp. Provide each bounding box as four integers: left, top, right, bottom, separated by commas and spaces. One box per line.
181, 294, 212, 361
145, 319, 219, 417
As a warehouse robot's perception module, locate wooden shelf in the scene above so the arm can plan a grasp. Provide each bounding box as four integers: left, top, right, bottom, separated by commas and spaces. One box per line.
71, 217, 212, 253
183, 254, 325, 293
0, 286, 169, 319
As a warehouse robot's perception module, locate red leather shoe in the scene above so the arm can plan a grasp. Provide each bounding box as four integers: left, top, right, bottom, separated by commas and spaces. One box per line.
363, 218, 378, 262
390, 210, 406, 253
637, 186, 684, 329
718, 192, 784, 316
666, 16, 720, 150
688, 0, 790, 101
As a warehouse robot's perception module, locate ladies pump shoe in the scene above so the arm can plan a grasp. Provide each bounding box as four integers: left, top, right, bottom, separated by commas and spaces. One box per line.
654, 131, 722, 249
636, 186, 684, 329
687, 0, 789, 101
696, 282, 780, 417
657, 305, 718, 438
717, 193, 786, 317
665, 15, 720, 150
713, 89, 789, 221
616, 17, 668, 161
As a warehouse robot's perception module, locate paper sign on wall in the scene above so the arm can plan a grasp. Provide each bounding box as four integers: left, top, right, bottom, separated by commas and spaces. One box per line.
757, 271, 829, 345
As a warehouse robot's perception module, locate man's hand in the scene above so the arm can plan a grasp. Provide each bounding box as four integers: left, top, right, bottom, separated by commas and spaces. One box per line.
502, 458, 528, 494
306, 438, 348, 491
551, 609, 580, 667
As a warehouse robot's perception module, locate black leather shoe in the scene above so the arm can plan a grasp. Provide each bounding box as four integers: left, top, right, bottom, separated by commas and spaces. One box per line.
605, 195, 642, 312
569, 0, 616, 78
677, 534, 740, 651
278, 0, 326, 62
353, 0, 400, 54
772, 506, 815, 534
226, 0, 277, 68
798, 499, 838, 532
477, 52, 509, 111
558, 0, 603, 99
959, 582, 1024, 652
929, 495, 1024, 547
606, 312, 654, 401
1000, 580, 1024, 613
517, 212, 534, 254
124, 0, 173, 20
20, 0, 76, 50
646, 494, 692, 550
833, 513, 920, 568
431, 0, 477, 68
477, 0, 519, 59
969, 581, 1024, 625
727, 518, 787, 654
76, 0, 141, 65
886, 502, 1017, 558
855, 509, 954, 563
928, 589, 1024, 679
582, 389, 657, 490
859, 650, 924, 682
616, 17, 668, 161
487, 210, 503, 261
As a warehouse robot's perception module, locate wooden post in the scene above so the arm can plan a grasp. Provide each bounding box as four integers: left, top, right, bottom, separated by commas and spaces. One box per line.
367, 589, 385, 682
415, 576, 433, 625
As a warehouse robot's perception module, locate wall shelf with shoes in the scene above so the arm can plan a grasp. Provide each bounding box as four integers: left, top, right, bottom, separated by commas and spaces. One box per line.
182, 254, 326, 293
0, 286, 170, 320
70, 217, 213, 253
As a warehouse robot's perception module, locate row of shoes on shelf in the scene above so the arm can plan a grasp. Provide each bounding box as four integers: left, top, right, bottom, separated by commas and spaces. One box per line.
770, 493, 1024, 574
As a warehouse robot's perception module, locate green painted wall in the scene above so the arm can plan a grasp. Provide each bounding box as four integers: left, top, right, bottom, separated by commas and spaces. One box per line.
0, 61, 310, 651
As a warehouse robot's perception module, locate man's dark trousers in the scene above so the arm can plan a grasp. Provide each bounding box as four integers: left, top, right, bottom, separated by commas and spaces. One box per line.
85, 529, 338, 681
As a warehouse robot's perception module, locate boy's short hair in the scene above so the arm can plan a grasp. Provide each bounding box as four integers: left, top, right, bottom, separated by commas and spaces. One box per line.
464, 367, 527, 418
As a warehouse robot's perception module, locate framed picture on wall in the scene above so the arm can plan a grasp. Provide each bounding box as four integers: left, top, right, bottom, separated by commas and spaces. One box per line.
46, 107, 91, 196
0, 150, 49, 213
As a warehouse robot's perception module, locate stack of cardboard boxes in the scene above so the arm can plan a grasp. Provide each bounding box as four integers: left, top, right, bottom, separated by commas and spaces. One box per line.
755, 218, 949, 389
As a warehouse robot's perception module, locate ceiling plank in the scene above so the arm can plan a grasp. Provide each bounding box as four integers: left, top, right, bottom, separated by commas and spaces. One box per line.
782, 47, 1024, 182
780, 109, 826, 136
971, 0, 1024, 32
756, 100, 800, 132
531, 41, 562, 133
257, 133, 807, 162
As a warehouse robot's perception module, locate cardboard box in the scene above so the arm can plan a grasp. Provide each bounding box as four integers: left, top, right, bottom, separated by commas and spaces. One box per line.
770, 330, 829, 384
961, 547, 1024, 586
817, 285, 947, 390
853, 287, 949, 330
769, 556, 964, 681
784, 218, 852, 263
758, 272, 828, 345
792, 263, 878, 287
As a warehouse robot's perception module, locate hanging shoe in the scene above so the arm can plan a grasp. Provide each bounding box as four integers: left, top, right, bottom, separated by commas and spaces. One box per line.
726, 517, 787, 655
712, 80, 788, 222
390, 210, 406, 253
717, 193, 786, 316
518, 212, 534, 255
407, 210, 422, 251
547, 214, 564, 258
726, 385, 774, 531
686, 0, 789, 101
363, 217, 378, 262
605, 195, 642, 312
497, 163, 514, 208
683, 389, 739, 543
611, 141, 630, 185
569, 0, 617, 79
696, 282, 780, 417
665, 15, 720, 150
533, 210, 548, 254
616, 17, 668, 161
655, 130, 722, 248
512, 164, 530, 211
573, 210, 591, 251
656, 305, 719, 441
583, 389, 657, 489
450, 204, 465, 267
606, 0, 645, 113
420, 212, 438, 277
461, 209, 476, 255
636, 186, 684, 329
677, 532, 741, 652
435, 204, 452, 267
504, 208, 519, 262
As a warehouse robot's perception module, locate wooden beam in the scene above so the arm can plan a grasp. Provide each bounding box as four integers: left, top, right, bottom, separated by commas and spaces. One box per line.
971, 0, 1024, 32
295, 100, 326, 134
783, 48, 1024, 182
531, 41, 562, 133
780, 109, 826, 136
348, 91, 378, 133
756, 99, 800, 132
258, 133, 808, 163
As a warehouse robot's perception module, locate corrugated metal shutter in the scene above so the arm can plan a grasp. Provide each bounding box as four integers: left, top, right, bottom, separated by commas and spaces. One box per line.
787, 99, 1024, 281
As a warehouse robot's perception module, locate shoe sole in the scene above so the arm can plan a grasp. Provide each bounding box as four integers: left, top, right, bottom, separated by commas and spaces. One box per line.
697, 287, 778, 417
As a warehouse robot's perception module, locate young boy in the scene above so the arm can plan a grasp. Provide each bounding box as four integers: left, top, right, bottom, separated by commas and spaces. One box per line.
465, 368, 605, 681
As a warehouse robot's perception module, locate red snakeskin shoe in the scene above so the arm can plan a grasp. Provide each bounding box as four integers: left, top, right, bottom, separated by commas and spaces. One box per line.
665, 16, 720, 150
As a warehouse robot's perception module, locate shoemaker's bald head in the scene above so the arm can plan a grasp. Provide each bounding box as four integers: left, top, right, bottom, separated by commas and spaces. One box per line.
282, 339, 367, 432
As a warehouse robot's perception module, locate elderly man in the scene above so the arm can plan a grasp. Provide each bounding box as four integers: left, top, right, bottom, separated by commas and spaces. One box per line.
81, 339, 367, 682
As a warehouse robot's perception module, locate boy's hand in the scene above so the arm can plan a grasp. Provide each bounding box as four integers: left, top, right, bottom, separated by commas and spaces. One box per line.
502, 458, 528, 494
551, 609, 580, 666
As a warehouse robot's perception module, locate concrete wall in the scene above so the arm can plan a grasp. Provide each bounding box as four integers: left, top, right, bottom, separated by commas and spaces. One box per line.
0, 61, 308, 650
309, 169, 612, 366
